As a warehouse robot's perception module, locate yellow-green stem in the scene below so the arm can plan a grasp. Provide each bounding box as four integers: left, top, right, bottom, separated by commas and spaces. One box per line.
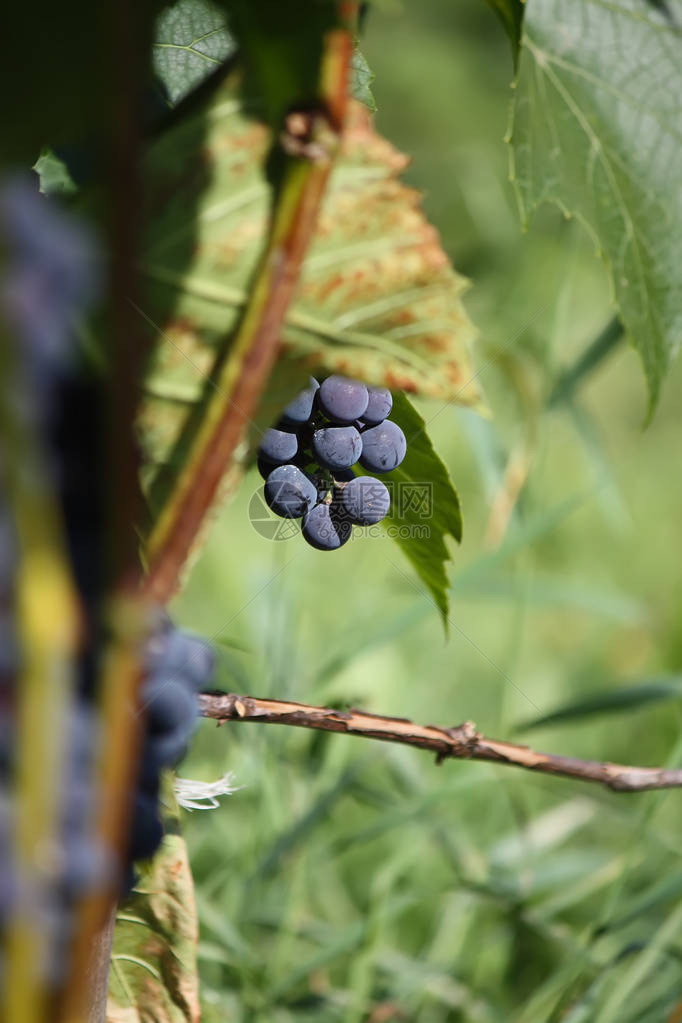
0, 345, 80, 1023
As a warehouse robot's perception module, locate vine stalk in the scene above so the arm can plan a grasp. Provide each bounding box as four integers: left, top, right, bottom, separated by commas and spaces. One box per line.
199, 693, 682, 793
64, 10, 356, 1023
143, 24, 354, 605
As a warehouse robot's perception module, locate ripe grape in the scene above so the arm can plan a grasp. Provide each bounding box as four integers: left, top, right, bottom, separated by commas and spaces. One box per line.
256, 375, 406, 552
258, 427, 298, 466
360, 386, 392, 425
359, 421, 406, 474
148, 628, 216, 693
312, 425, 362, 471
264, 464, 318, 518
126, 621, 217, 870
60, 835, 112, 898
341, 476, 390, 525
282, 377, 319, 425
318, 375, 369, 423
142, 676, 197, 740
302, 502, 352, 551
127, 792, 164, 862
0, 177, 99, 372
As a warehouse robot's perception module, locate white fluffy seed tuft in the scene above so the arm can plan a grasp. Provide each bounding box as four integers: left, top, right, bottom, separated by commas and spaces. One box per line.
174, 771, 242, 811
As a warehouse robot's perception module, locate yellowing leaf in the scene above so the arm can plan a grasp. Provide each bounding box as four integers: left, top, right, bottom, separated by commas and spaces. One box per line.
285, 102, 479, 400
107, 828, 200, 1023
138, 81, 479, 471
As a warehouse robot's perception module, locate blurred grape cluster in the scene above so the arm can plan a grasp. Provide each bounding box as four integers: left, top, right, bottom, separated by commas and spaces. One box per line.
0, 178, 217, 987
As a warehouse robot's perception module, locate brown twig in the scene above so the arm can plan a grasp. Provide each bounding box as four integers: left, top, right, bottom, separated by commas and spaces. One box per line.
198, 693, 682, 793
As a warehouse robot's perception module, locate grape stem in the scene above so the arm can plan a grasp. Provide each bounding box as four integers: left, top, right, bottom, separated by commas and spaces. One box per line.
198, 693, 682, 793
143, 16, 356, 604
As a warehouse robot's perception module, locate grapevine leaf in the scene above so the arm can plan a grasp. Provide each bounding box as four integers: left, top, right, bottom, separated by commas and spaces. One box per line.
33, 149, 78, 196
481, 0, 525, 67
509, 0, 682, 414
138, 83, 479, 471
152, 0, 344, 122
350, 48, 376, 112
359, 392, 462, 627
107, 798, 199, 1023
279, 103, 478, 401
153, 0, 235, 106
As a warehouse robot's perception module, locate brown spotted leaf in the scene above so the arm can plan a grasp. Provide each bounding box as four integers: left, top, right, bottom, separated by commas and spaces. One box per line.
107, 805, 200, 1023
138, 80, 479, 471
284, 102, 478, 399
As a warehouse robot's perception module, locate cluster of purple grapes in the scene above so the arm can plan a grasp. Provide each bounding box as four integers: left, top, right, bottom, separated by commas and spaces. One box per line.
0, 512, 215, 975
0, 501, 17, 967
127, 621, 216, 874
0, 181, 218, 981
0, 694, 112, 983
258, 375, 407, 551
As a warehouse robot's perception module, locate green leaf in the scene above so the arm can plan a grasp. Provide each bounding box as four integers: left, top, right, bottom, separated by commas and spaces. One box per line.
482, 0, 525, 67
108, 794, 199, 1023
509, 0, 682, 413
515, 677, 682, 733
153, 0, 235, 106
360, 392, 462, 628
350, 48, 376, 112
138, 81, 479, 471
33, 149, 78, 196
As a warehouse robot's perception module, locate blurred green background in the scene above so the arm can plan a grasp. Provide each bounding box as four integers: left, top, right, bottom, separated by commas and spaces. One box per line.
172, 2, 682, 1019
